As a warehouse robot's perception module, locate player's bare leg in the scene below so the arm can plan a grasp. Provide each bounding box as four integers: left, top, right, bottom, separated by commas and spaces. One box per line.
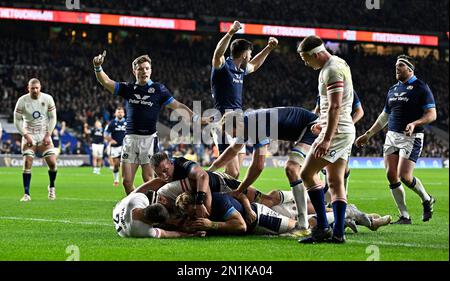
122, 162, 140, 194
141, 163, 154, 183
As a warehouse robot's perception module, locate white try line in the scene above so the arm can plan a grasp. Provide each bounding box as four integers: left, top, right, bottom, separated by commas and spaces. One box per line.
0, 216, 111, 227
0, 197, 119, 203
347, 239, 448, 250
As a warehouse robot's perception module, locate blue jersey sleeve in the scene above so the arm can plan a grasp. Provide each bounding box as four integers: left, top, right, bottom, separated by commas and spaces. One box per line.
158, 84, 174, 106
353, 91, 362, 110
114, 82, 132, 98
421, 84, 436, 110
383, 92, 391, 114
211, 193, 237, 221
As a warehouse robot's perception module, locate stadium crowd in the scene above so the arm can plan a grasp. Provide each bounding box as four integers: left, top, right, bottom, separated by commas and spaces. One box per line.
5, 0, 448, 33
0, 31, 448, 161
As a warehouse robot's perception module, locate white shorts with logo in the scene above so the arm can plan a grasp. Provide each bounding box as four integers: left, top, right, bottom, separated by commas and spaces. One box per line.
383, 131, 424, 163
91, 143, 105, 158
21, 132, 56, 158
109, 146, 123, 159
121, 134, 159, 165
314, 132, 355, 163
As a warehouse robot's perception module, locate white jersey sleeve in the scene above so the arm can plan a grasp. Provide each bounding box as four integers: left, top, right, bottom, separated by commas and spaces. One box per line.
157, 179, 192, 203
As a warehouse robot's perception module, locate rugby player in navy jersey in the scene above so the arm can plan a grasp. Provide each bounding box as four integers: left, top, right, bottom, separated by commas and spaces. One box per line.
356, 55, 437, 224
313, 90, 364, 196
208, 106, 319, 234
84, 120, 105, 175
93, 51, 204, 195
104, 107, 127, 186
150, 152, 287, 220
211, 20, 278, 179
176, 191, 298, 236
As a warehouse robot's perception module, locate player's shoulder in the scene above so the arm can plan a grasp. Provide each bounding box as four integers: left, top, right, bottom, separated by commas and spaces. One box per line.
412, 78, 430, 89
41, 92, 55, 101
17, 93, 30, 102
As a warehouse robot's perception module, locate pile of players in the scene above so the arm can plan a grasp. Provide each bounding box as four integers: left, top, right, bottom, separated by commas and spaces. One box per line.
15, 21, 436, 244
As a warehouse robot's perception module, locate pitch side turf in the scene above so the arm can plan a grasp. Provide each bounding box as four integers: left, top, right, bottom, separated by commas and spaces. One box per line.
0, 167, 448, 261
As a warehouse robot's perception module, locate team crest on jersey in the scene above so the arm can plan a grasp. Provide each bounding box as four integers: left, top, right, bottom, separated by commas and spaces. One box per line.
407, 85, 414, 90
148, 87, 155, 94
32, 111, 41, 119
122, 153, 128, 159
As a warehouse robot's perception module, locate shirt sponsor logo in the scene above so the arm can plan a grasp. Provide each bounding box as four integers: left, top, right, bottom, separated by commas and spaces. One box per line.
129, 94, 154, 106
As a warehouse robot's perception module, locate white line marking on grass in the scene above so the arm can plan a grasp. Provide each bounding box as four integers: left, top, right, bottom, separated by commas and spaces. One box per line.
0, 216, 111, 227
348, 239, 448, 250
62, 197, 118, 203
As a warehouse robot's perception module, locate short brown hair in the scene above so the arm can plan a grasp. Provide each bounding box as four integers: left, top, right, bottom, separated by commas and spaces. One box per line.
230, 39, 253, 59
132, 54, 152, 70
297, 35, 324, 53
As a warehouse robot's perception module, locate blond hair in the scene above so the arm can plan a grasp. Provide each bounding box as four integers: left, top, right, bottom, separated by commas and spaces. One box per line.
175, 192, 194, 211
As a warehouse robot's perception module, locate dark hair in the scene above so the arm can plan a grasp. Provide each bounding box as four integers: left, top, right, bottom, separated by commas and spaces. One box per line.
397, 54, 416, 70
298, 35, 324, 53
150, 152, 170, 168
230, 39, 253, 59
143, 203, 169, 223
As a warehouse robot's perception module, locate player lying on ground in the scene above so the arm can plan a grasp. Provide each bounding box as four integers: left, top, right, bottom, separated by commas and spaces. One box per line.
149, 152, 290, 217
176, 191, 297, 235
112, 179, 205, 238
208, 106, 319, 233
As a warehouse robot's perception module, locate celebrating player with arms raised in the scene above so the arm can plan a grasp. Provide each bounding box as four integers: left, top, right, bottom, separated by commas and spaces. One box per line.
210, 20, 278, 179
93, 51, 202, 195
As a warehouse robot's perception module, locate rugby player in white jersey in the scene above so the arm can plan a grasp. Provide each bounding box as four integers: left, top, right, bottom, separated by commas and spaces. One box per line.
112, 179, 206, 238
14, 78, 58, 201
297, 36, 356, 243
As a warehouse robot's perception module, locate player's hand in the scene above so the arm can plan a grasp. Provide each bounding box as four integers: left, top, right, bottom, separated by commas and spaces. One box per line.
43, 134, 52, 146
311, 123, 322, 135
404, 123, 415, 136
355, 134, 370, 147
110, 140, 117, 146
313, 138, 331, 159
228, 21, 242, 35
267, 37, 278, 50
200, 116, 213, 126
245, 209, 257, 225
93, 50, 107, 67
24, 134, 33, 148
194, 204, 210, 218
192, 231, 207, 237
190, 218, 212, 231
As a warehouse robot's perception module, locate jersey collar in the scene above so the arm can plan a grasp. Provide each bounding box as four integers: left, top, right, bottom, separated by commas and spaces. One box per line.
135, 79, 153, 86
399, 75, 417, 85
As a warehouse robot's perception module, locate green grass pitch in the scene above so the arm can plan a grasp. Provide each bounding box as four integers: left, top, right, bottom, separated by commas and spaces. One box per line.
0, 167, 448, 261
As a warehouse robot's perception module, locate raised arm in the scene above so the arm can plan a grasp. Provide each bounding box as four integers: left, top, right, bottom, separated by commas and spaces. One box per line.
246, 37, 278, 74
212, 21, 242, 69
93, 50, 117, 94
